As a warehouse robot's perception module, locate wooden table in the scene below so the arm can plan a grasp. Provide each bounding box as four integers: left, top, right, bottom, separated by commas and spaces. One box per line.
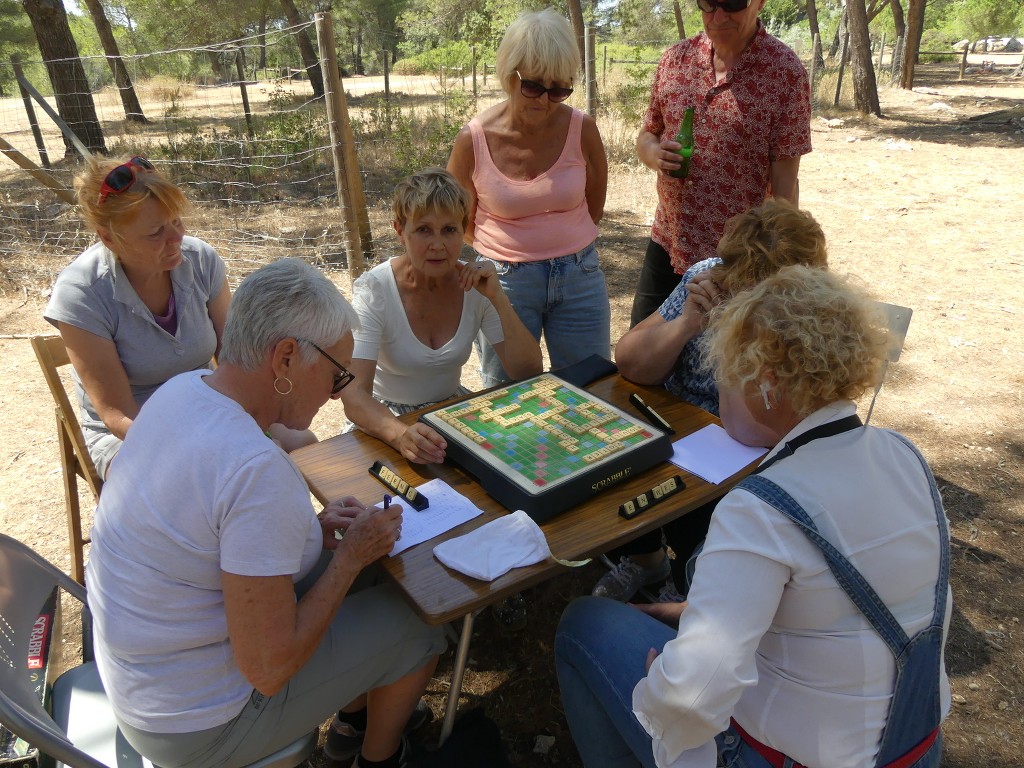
290, 374, 758, 741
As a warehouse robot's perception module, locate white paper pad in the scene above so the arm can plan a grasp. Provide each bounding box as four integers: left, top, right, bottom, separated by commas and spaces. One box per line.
669, 424, 768, 484
385, 478, 484, 556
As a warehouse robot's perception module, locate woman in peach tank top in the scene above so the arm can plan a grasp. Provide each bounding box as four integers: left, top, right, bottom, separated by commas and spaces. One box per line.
448, 8, 610, 390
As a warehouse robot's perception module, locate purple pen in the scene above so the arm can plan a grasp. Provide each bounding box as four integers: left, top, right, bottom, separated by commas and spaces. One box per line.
383, 494, 391, 509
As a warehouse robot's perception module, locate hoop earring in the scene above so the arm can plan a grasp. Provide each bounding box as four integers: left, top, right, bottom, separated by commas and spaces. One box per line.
759, 381, 772, 411
274, 376, 293, 396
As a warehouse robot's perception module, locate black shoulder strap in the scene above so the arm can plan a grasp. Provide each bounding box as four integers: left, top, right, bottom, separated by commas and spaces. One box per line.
754, 415, 862, 474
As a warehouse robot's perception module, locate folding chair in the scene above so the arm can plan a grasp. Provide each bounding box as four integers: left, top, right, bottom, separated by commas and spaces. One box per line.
31, 335, 104, 585
864, 302, 913, 424
0, 533, 318, 768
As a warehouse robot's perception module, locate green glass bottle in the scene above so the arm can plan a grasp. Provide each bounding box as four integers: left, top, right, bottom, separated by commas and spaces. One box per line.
668, 106, 696, 179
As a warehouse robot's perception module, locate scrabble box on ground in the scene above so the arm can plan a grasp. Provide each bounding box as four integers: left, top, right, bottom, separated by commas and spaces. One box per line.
419, 373, 673, 522
0, 587, 60, 766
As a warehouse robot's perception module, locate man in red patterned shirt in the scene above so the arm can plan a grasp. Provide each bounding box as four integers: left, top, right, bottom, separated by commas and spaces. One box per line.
629, 0, 812, 325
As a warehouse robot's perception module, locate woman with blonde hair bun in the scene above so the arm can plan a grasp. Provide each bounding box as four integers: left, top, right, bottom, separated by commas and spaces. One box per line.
596, 200, 828, 604
557, 266, 951, 768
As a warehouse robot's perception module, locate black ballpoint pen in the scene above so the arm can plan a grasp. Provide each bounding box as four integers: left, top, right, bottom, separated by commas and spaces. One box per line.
629, 393, 676, 435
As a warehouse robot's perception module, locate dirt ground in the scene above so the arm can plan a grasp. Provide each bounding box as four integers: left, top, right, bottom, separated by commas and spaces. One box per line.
1, 63, 1022, 766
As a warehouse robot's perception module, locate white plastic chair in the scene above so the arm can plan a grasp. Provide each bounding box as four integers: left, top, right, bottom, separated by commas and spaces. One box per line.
865, 302, 913, 424
0, 533, 317, 768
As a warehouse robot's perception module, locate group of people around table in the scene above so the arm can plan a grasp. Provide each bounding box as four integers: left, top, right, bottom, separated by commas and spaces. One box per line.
44, 3, 950, 768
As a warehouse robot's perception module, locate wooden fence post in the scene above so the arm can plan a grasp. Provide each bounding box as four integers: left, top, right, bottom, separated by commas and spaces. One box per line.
383, 49, 390, 100
0, 136, 75, 204
315, 12, 372, 274
585, 24, 597, 115
472, 46, 478, 98
834, 31, 849, 107
891, 36, 903, 79
877, 32, 886, 71
234, 49, 255, 141
958, 45, 969, 80
809, 33, 819, 108
11, 58, 49, 169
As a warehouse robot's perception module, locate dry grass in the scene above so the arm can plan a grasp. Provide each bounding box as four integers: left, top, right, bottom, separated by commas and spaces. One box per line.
0, 61, 1022, 767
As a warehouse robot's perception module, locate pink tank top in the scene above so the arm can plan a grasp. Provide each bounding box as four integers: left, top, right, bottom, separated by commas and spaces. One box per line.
470, 108, 598, 263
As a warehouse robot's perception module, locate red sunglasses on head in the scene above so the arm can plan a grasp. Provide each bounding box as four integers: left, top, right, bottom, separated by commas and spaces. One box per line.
515, 71, 574, 103
98, 156, 155, 204
696, 0, 752, 11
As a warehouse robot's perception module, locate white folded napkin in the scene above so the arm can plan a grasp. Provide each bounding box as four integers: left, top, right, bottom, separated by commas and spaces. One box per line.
432, 510, 551, 581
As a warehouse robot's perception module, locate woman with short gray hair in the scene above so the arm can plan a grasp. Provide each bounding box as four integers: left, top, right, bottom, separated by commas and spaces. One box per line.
86, 258, 445, 768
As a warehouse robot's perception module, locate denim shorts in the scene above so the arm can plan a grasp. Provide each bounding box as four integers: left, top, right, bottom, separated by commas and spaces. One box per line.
476, 242, 610, 387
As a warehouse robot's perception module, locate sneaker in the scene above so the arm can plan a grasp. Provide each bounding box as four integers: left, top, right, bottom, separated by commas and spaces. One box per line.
491, 593, 528, 633
351, 736, 413, 768
655, 579, 686, 603
324, 700, 431, 763
592, 555, 671, 602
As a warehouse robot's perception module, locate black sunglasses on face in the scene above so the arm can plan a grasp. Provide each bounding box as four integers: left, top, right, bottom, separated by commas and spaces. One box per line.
515, 70, 574, 103
98, 156, 156, 204
696, 0, 752, 12
303, 340, 355, 395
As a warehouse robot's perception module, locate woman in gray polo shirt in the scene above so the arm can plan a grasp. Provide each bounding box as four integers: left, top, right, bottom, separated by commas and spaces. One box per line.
44, 156, 231, 479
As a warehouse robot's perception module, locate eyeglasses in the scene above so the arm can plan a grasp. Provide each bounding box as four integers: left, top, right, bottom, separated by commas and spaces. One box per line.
515, 71, 574, 103
98, 156, 155, 205
303, 340, 355, 395
696, 0, 752, 12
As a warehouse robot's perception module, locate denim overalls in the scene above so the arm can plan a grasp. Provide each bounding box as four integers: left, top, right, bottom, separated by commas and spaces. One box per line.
719, 417, 948, 768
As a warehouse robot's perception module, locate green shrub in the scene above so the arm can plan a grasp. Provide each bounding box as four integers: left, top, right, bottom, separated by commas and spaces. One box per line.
919, 29, 959, 61
393, 42, 481, 77
352, 90, 474, 181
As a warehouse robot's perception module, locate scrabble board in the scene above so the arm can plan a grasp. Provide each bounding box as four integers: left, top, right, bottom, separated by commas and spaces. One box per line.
419, 373, 673, 522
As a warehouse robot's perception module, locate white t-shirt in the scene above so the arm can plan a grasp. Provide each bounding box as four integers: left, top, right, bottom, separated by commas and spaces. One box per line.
86, 371, 323, 733
351, 259, 504, 405
633, 402, 952, 767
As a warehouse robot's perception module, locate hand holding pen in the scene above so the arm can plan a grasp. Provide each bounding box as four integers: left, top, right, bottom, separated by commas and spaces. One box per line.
342, 499, 403, 564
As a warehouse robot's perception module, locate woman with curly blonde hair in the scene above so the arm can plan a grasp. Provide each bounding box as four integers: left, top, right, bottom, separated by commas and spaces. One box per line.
557, 266, 951, 768
596, 200, 827, 603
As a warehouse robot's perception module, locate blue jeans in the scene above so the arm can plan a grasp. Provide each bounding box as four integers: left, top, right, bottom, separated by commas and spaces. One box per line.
555, 596, 943, 768
476, 243, 610, 388
555, 597, 671, 768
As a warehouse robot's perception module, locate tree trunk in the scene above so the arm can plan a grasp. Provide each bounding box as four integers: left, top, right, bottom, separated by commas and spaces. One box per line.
279, 0, 324, 98
21, 0, 106, 157
899, 0, 925, 88
828, 3, 848, 59
208, 51, 226, 83
806, 0, 825, 68
672, 0, 686, 39
889, 0, 906, 41
866, 0, 890, 23
258, 14, 268, 70
355, 25, 363, 76
566, 0, 586, 68
80, 0, 147, 123
847, 0, 881, 115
